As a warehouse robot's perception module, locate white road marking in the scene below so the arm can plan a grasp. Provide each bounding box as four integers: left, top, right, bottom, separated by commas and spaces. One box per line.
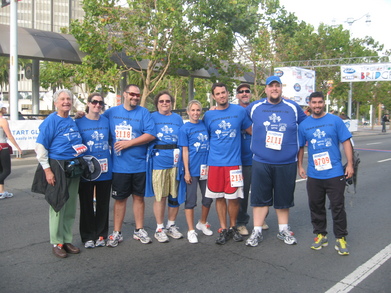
325, 243, 391, 293
378, 158, 391, 163
367, 142, 381, 145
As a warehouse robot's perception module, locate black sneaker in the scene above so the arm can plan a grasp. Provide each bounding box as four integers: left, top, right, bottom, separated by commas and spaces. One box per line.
215, 228, 229, 245
228, 226, 243, 242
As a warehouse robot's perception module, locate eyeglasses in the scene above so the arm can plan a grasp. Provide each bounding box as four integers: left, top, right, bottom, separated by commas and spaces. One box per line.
90, 100, 104, 106
158, 100, 171, 104
237, 90, 251, 94
126, 92, 141, 98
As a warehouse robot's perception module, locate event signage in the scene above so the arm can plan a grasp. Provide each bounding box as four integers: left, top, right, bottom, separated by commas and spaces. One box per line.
274, 67, 315, 106
341, 63, 391, 82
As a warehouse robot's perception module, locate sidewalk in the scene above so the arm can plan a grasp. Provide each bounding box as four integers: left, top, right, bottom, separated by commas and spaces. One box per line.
352, 124, 390, 136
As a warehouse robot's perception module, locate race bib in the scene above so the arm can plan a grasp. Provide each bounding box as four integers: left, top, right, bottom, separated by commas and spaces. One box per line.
200, 164, 208, 180
72, 144, 87, 155
173, 149, 180, 166
115, 124, 133, 141
313, 151, 332, 171
265, 131, 284, 150
230, 169, 243, 187
99, 158, 108, 173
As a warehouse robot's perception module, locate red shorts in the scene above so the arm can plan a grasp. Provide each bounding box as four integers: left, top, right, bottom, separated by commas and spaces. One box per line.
206, 166, 243, 199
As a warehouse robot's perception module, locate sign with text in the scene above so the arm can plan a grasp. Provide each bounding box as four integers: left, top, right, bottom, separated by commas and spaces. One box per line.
8, 120, 42, 151
341, 63, 391, 82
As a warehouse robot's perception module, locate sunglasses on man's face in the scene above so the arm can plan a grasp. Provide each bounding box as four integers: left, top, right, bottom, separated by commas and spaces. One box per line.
126, 92, 141, 98
90, 100, 104, 106
237, 90, 251, 94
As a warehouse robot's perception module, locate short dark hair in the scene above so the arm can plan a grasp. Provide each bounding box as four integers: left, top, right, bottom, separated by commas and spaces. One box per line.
154, 90, 175, 110
124, 84, 140, 92
309, 91, 325, 101
211, 82, 228, 95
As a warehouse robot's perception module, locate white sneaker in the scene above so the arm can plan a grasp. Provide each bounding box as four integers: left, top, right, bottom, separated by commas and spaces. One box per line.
277, 228, 297, 245
133, 228, 152, 244
237, 225, 249, 236
166, 225, 183, 239
84, 240, 95, 248
196, 221, 213, 236
154, 229, 169, 243
187, 230, 198, 244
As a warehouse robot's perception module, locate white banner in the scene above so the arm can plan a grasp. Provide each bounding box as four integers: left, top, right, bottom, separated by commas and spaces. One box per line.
341, 63, 391, 82
343, 119, 358, 133
274, 67, 315, 106
8, 120, 43, 151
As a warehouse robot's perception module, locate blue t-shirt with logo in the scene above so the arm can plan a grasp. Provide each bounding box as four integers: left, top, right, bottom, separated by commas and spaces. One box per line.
178, 120, 209, 176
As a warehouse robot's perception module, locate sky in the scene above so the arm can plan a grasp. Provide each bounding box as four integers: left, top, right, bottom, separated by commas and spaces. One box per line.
279, 0, 391, 52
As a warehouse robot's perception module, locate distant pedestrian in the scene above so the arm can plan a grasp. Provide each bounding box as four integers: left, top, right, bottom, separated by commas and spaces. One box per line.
381, 114, 389, 133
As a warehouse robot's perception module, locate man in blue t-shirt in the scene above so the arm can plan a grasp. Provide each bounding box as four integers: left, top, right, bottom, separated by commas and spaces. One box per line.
245, 76, 307, 247
203, 82, 252, 245
298, 91, 354, 256
103, 84, 156, 247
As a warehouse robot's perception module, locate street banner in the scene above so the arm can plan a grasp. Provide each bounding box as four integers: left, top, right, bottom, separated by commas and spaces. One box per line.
8, 120, 42, 151
341, 63, 391, 82
274, 67, 315, 106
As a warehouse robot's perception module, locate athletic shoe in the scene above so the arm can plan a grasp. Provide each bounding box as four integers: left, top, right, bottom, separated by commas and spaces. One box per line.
237, 225, 249, 236
84, 240, 95, 248
133, 228, 152, 244
154, 229, 169, 243
196, 221, 213, 236
311, 234, 328, 250
95, 237, 105, 247
228, 226, 243, 242
245, 229, 263, 247
261, 221, 269, 230
106, 231, 123, 248
0, 193, 5, 199
277, 228, 297, 245
0, 192, 13, 199
335, 237, 349, 255
166, 225, 183, 239
215, 228, 229, 245
187, 230, 198, 244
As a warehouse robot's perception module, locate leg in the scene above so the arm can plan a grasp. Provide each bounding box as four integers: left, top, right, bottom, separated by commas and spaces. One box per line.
185, 208, 195, 231
95, 180, 112, 239
326, 177, 348, 238
78, 181, 96, 242
253, 206, 269, 227
275, 208, 289, 225
215, 198, 227, 229
237, 165, 251, 227
113, 198, 127, 232
62, 177, 80, 244
228, 198, 240, 228
153, 197, 167, 226
307, 177, 327, 235
133, 194, 145, 230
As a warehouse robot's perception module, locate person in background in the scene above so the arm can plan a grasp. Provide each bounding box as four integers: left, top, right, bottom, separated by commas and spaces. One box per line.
381, 114, 389, 133
0, 103, 22, 199
75, 93, 112, 248
298, 91, 353, 256
149, 91, 184, 243
32, 89, 87, 258
178, 100, 213, 244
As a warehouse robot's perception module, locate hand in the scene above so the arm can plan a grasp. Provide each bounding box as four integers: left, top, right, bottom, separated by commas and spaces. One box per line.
298, 167, 307, 179
44, 168, 56, 186
114, 140, 131, 152
184, 173, 192, 184
74, 111, 86, 119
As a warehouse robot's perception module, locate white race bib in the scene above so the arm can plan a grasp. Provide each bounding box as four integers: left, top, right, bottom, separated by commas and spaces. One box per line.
230, 169, 243, 187
265, 131, 284, 150
313, 151, 332, 171
200, 164, 208, 180
115, 125, 133, 141
173, 149, 180, 166
98, 158, 108, 173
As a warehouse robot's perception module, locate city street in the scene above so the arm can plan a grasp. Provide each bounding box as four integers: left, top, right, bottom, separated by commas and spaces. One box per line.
0, 127, 390, 293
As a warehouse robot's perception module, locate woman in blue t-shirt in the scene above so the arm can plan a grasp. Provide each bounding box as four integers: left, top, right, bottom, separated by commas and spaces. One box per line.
75, 93, 112, 249
178, 100, 213, 244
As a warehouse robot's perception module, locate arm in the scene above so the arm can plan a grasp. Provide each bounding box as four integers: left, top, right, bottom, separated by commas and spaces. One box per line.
35, 143, 55, 186
114, 133, 155, 152
342, 139, 354, 179
182, 146, 192, 184
245, 125, 252, 135
297, 146, 307, 179
0, 119, 22, 154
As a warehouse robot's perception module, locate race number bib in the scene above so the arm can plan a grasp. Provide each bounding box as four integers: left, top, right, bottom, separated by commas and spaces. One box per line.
98, 158, 108, 173
313, 152, 332, 171
115, 125, 133, 141
265, 131, 284, 150
173, 149, 180, 166
200, 164, 208, 180
230, 169, 243, 187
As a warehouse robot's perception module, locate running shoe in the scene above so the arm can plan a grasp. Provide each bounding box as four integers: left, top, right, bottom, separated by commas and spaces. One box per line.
335, 237, 349, 255
95, 237, 106, 247
154, 229, 169, 243
311, 234, 328, 250
245, 229, 263, 247
84, 240, 95, 249
166, 225, 183, 239
228, 226, 243, 242
237, 225, 249, 236
277, 228, 297, 245
187, 230, 198, 244
215, 228, 229, 245
196, 221, 213, 236
106, 231, 123, 248
133, 228, 152, 244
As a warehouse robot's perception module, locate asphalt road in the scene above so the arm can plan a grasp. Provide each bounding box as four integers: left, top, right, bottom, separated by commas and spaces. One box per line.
0, 129, 390, 293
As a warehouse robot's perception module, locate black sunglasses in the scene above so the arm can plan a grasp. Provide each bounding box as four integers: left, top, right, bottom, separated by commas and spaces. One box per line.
90, 100, 104, 106
237, 90, 251, 94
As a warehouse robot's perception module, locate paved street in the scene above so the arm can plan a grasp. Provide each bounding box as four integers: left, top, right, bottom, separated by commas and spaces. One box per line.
0, 125, 390, 293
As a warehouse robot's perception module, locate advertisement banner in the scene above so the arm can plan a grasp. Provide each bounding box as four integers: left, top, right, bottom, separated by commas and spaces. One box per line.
341, 63, 391, 82
8, 120, 42, 151
274, 67, 315, 106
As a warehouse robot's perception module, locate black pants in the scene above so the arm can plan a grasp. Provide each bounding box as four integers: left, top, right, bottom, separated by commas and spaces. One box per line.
78, 180, 112, 243
0, 148, 11, 185
306, 176, 347, 238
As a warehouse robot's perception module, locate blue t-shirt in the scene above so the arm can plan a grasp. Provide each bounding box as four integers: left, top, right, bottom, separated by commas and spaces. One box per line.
241, 130, 252, 166
151, 111, 184, 170
299, 113, 352, 179
203, 104, 252, 167
103, 105, 155, 174
75, 115, 112, 181
36, 112, 84, 160
247, 98, 307, 164
178, 120, 209, 176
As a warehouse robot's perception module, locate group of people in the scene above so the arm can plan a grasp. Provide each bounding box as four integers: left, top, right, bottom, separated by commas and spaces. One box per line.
31, 75, 354, 259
